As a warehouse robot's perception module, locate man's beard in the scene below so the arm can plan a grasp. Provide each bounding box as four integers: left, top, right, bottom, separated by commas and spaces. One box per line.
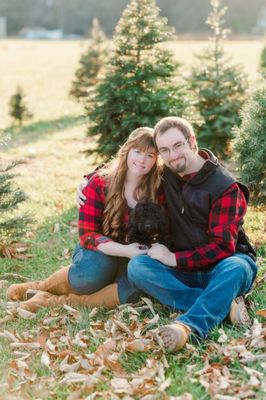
168, 158, 186, 173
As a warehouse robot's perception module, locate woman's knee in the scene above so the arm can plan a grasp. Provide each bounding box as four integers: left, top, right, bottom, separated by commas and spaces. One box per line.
69, 247, 118, 293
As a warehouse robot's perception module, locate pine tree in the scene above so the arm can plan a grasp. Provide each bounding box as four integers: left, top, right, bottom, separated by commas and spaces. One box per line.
70, 18, 107, 102
0, 137, 32, 245
9, 86, 33, 125
233, 75, 266, 202
86, 0, 197, 159
260, 45, 266, 70
187, 0, 247, 158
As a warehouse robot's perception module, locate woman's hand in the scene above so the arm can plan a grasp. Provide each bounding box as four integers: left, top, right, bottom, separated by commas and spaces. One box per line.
148, 243, 176, 267
98, 242, 148, 258
122, 243, 149, 258
76, 178, 89, 208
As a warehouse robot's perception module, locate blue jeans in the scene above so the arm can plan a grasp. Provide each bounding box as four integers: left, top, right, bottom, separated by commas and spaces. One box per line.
68, 244, 141, 303
128, 253, 257, 337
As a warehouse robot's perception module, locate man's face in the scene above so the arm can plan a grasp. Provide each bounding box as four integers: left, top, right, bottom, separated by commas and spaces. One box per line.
156, 128, 196, 175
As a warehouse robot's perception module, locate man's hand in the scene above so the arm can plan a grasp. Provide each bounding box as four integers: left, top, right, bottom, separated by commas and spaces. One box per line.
148, 243, 176, 267
76, 178, 89, 208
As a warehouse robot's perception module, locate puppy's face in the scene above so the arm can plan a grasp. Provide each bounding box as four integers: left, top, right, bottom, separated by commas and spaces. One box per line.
133, 202, 162, 237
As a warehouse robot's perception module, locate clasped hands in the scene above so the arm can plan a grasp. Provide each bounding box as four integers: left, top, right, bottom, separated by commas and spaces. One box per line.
136, 242, 176, 267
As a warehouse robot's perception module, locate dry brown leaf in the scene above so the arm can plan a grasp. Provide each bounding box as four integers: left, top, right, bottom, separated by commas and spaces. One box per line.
144, 314, 160, 325
0, 279, 8, 289
0, 315, 13, 324
89, 307, 98, 318
94, 338, 116, 364
125, 338, 151, 353
63, 304, 81, 321
256, 309, 266, 317
141, 297, 156, 316
53, 223, 60, 233
113, 319, 134, 337
0, 330, 19, 342
17, 307, 36, 320
105, 355, 125, 375
217, 328, 228, 343
111, 378, 133, 395
40, 351, 50, 367
169, 394, 193, 400
60, 372, 98, 385
10, 341, 40, 350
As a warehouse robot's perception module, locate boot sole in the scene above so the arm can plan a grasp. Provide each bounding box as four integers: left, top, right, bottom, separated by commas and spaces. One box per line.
25, 289, 39, 300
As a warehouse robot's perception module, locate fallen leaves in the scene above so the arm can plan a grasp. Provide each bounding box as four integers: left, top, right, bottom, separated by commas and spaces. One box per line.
0, 295, 265, 399
0, 242, 32, 259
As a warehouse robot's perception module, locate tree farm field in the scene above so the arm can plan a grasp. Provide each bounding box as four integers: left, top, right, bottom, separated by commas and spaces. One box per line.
0, 39, 264, 127
0, 39, 265, 399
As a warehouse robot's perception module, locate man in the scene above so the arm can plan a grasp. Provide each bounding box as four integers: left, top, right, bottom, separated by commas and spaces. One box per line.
127, 116, 257, 350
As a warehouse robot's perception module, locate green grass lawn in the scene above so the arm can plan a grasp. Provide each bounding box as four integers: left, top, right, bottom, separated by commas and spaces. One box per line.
0, 112, 265, 400
0, 39, 265, 399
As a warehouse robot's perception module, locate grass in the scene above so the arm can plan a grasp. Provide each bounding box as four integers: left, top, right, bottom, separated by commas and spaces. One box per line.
0, 39, 265, 399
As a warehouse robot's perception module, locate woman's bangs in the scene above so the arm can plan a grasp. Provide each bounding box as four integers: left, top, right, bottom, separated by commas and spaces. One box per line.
133, 135, 156, 153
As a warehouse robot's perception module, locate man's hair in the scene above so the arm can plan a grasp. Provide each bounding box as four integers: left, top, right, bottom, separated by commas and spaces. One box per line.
154, 116, 198, 151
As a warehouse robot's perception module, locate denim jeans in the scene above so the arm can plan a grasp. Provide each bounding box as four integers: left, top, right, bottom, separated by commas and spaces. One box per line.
128, 253, 257, 337
68, 244, 142, 303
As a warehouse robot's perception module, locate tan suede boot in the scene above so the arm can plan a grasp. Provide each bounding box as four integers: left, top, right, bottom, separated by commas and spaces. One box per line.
7, 266, 73, 301
7, 280, 41, 301
19, 283, 120, 313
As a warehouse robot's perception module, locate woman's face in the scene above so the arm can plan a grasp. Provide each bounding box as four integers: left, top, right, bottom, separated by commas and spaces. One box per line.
127, 147, 157, 177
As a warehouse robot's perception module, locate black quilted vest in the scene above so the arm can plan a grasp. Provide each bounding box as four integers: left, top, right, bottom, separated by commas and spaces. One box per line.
162, 150, 256, 260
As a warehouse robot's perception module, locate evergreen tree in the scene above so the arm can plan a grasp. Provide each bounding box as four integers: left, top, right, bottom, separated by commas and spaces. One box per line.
0, 136, 32, 244
187, 0, 247, 158
260, 45, 266, 70
70, 18, 107, 102
8, 86, 33, 125
233, 75, 266, 202
86, 0, 197, 159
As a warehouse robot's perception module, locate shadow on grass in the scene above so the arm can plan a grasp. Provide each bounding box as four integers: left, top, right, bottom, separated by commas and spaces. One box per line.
3, 114, 87, 149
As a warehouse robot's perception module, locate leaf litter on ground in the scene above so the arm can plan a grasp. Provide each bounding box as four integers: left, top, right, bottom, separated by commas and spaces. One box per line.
0, 294, 265, 399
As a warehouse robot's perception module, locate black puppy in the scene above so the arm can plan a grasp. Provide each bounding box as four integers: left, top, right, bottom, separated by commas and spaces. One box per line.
128, 201, 170, 247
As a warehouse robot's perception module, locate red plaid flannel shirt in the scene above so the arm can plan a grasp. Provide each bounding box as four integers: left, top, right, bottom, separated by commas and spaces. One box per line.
174, 179, 247, 271
78, 172, 165, 250
79, 173, 115, 250
79, 170, 247, 271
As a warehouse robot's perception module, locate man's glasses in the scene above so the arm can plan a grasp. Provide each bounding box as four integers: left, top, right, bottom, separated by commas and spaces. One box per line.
158, 138, 189, 158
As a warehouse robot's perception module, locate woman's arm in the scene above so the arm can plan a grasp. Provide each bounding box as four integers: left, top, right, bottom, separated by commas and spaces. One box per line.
78, 174, 147, 258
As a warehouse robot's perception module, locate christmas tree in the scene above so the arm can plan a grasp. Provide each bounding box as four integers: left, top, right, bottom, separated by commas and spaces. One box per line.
70, 18, 107, 102
188, 0, 247, 158
234, 75, 266, 202
260, 45, 266, 70
9, 86, 33, 125
86, 0, 196, 159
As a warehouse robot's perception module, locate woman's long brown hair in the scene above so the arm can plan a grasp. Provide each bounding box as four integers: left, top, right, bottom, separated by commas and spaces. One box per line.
100, 127, 162, 243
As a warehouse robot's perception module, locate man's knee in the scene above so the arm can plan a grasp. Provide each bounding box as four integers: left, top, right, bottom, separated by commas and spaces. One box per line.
214, 254, 257, 291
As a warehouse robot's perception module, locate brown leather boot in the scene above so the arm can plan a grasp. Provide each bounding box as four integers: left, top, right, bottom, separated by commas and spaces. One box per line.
7, 266, 73, 301
157, 323, 191, 351
19, 283, 120, 313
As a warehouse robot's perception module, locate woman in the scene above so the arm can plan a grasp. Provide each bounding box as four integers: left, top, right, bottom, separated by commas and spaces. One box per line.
7, 127, 163, 312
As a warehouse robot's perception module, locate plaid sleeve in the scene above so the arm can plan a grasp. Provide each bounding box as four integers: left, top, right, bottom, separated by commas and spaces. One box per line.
175, 183, 247, 271
78, 173, 113, 250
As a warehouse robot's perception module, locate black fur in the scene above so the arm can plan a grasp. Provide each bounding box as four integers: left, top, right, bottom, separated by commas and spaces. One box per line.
128, 201, 170, 247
